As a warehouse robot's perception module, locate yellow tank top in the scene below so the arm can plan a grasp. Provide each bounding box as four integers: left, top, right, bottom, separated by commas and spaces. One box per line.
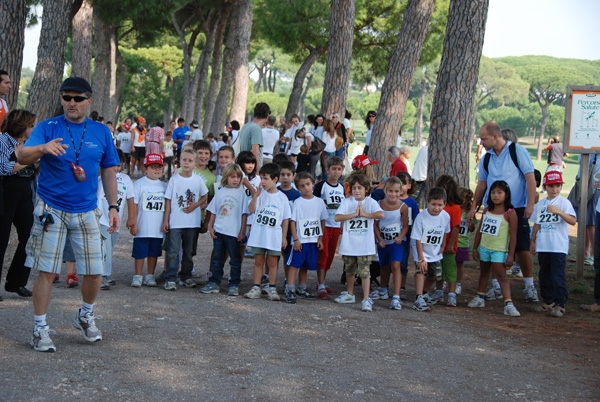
479, 210, 510, 252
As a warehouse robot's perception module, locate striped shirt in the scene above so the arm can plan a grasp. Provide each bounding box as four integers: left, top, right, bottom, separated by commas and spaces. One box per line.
0, 132, 19, 176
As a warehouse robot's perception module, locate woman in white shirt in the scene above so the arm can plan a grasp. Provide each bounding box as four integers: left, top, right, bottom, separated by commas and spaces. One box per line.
312, 114, 324, 140
363, 111, 376, 156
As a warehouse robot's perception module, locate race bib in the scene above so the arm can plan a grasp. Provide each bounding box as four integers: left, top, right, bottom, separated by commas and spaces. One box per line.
459, 218, 469, 237
421, 226, 443, 245
380, 224, 400, 242
346, 218, 369, 235
142, 191, 165, 212
299, 218, 322, 239
255, 205, 280, 228
326, 191, 344, 209
480, 214, 502, 236
538, 207, 560, 224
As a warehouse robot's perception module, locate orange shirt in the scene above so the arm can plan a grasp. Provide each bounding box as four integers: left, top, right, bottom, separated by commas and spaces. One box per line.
0, 99, 7, 128
444, 203, 462, 253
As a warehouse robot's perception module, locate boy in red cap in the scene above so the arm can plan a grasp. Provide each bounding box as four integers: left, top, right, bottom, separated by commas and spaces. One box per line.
530, 171, 576, 317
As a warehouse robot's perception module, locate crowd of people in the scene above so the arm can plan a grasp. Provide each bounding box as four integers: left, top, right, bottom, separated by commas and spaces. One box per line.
1, 72, 599, 355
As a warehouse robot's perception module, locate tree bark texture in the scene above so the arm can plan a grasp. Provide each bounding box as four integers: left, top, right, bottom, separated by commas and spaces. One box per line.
369, 0, 435, 178
298, 73, 313, 120
320, 0, 355, 118
27, 0, 75, 121
229, 0, 253, 126
192, 10, 219, 124
71, 0, 93, 81
0, 0, 27, 109
172, 10, 196, 123
428, 0, 489, 189
285, 47, 326, 123
113, 43, 127, 124
92, 11, 110, 116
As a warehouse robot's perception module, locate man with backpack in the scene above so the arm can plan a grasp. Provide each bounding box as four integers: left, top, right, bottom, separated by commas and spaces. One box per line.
467, 121, 539, 302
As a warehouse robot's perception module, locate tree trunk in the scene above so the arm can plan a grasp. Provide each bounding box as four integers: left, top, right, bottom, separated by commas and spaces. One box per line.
255, 66, 264, 93
369, 0, 435, 178
268, 63, 276, 92
299, 73, 313, 120
537, 104, 549, 161
0, 0, 27, 109
203, 4, 231, 133
172, 10, 195, 123
229, 0, 253, 126
167, 76, 178, 126
320, 0, 355, 118
428, 0, 489, 189
193, 14, 219, 124
92, 11, 110, 116
71, 0, 93, 81
285, 47, 326, 123
210, 4, 240, 134
414, 78, 426, 146
105, 26, 118, 123
27, 0, 75, 121
113, 44, 127, 123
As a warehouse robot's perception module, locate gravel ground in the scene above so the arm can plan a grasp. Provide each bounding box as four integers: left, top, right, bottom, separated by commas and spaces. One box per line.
1, 215, 599, 401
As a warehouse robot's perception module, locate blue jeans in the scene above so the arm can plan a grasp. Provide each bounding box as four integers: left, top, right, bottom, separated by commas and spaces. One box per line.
594, 211, 600, 303
210, 232, 242, 286
537, 252, 568, 307
400, 239, 409, 277
165, 228, 195, 281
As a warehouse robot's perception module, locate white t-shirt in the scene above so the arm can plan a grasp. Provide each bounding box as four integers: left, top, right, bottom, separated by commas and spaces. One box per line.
97, 173, 134, 232
343, 118, 351, 130
190, 128, 203, 141
230, 130, 239, 146
410, 208, 451, 263
207, 186, 249, 238
210, 141, 219, 161
322, 132, 337, 153
132, 127, 145, 147
133, 176, 168, 238
314, 180, 345, 228
412, 145, 428, 182
312, 126, 324, 141
261, 127, 279, 158
291, 196, 328, 243
165, 174, 209, 229
336, 196, 382, 256
285, 131, 312, 155
365, 126, 373, 146
244, 175, 261, 225
532, 195, 575, 254
247, 190, 291, 251
116, 131, 132, 153
378, 202, 405, 245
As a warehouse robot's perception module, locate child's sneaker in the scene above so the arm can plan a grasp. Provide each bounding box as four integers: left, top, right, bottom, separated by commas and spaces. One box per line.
107, 277, 117, 286
504, 302, 521, 317
442, 281, 447, 291
267, 287, 280, 301
370, 288, 381, 300
399, 288, 407, 300
30, 326, 56, 352
131, 275, 143, 288
535, 302, 555, 312
100, 276, 110, 290
143, 275, 157, 287
447, 294, 457, 307
244, 285, 261, 299
372, 288, 389, 300
164, 281, 177, 291
228, 286, 239, 296
390, 297, 402, 310
66, 273, 79, 288
191, 269, 201, 278
413, 295, 430, 311
524, 285, 539, 302
181, 279, 197, 288
285, 288, 297, 304
245, 249, 255, 258
511, 263, 523, 278
317, 288, 329, 299
467, 296, 485, 308
334, 291, 356, 304
422, 293, 433, 304
430, 290, 444, 305
455, 283, 462, 295
296, 288, 316, 299
72, 311, 102, 342
485, 287, 502, 300
550, 305, 565, 317
199, 282, 219, 294
361, 298, 374, 312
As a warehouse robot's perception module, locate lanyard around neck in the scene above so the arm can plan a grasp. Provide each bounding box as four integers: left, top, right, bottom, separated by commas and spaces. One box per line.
64, 120, 86, 165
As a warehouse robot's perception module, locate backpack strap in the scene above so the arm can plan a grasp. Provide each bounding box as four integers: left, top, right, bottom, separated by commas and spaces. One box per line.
483, 142, 519, 175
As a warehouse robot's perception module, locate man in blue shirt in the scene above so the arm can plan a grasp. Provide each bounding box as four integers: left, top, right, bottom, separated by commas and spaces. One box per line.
468, 121, 539, 302
172, 117, 189, 161
19, 77, 120, 352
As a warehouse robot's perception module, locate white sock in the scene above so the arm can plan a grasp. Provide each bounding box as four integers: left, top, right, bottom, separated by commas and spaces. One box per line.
448, 292, 456, 297
492, 279, 500, 289
318, 284, 326, 291
524, 277, 534, 287
80, 301, 94, 317
34, 314, 47, 330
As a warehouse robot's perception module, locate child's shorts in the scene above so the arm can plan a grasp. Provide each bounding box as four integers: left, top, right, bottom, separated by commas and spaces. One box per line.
343, 255, 371, 279
455, 247, 470, 262
442, 252, 457, 282
133, 237, 163, 259
416, 260, 442, 281
378, 242, 404, 266
285, 243, 318, 271
251, 247, 281, 257
478, 245, 508, 263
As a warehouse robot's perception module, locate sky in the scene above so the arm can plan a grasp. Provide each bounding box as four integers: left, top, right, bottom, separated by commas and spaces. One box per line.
21, 0, 600, 70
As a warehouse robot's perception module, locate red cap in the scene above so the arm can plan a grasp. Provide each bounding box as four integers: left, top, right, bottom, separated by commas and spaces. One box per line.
144, 153, 163, 166
543, 171, 564, 185
122, 123, 130, 131
352, 155, 379, 170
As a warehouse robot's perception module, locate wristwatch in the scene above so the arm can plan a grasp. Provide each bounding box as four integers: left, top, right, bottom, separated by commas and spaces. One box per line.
109, 205, 119, 212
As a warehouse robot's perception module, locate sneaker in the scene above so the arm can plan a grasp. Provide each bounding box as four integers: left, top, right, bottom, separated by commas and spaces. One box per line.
378, 288, 389, 300
296, 288, 316, 299
362, 298, 374, 312
131, 275, 143, 288
228, 286, 239, 296
244, 285, 261, 299
535, 302, 555, 312
100, 276, 110, 290
485, 287, 503, 300
30, 326, 56, 352
72, 311, 102, 342
66, 273, 79, 288
455, 283, 462, 295
285, 288, 297, 304
164, 281, 177, 291
511, 263, 523, 278
524, 285, 539, 302
370, 288, 382, 300
325, 286, 334, 295
400, 288, 407, 300
143, 275, 157, 287
390, 297, 402, 310
245, 249, 255, 258
199, 282, 219, 294
181, 279, 197, 288
550, 306, 565, 317
261, 283, 270, 294
107, 276, 117, 286
317, 289, 329, 299
334, 291, 356, 304
468, 296, 485, 308
191, 269, 201, 278
422, 293, 433, 304
413, 296, 430, 311
443, 281, 447, 291
504, 302, 521, 317
267, 287, 280, 301
430, 291, 444, 305
447, 294, 457, 307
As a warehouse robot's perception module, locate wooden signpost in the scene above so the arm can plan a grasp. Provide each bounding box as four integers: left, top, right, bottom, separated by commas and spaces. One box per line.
563, 85, 600, 279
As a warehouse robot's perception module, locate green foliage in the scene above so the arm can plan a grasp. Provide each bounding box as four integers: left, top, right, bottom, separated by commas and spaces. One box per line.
476, 57, 529, 106
246, 88, 289, 118
480, 106, 528, 136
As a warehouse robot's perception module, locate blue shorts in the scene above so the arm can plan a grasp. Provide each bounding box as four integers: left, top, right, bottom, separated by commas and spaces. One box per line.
285, 242, 318, 271
132, 237, 163, 259
478, 245, 508, 263
378, 242, 404, 266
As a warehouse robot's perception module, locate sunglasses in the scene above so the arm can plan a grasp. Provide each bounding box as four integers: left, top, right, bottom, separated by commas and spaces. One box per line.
369, 114, 376, 118
61, 95, 89, 103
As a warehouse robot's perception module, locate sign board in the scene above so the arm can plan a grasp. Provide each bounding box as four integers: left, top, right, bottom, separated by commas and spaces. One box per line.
564, 85, 600, 154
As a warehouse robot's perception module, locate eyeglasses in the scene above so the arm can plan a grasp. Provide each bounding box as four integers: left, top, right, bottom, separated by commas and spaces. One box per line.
61, 95, 89, 103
